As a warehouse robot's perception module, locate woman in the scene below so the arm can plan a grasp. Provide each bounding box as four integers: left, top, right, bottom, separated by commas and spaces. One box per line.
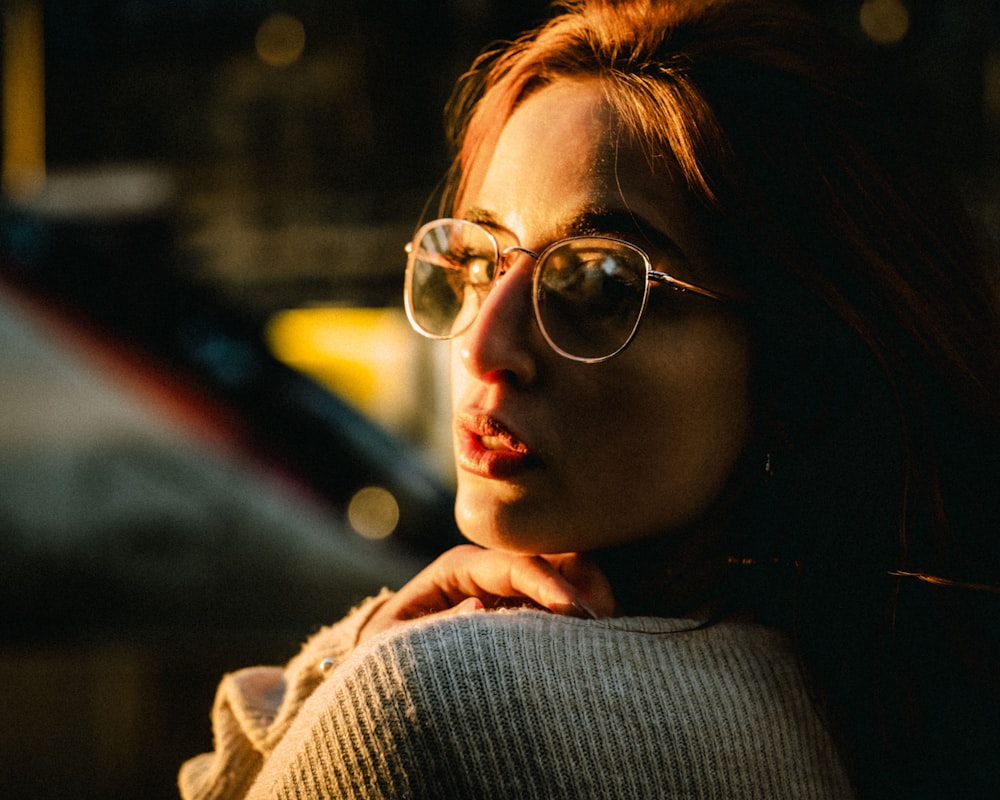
181, 1, 999, 797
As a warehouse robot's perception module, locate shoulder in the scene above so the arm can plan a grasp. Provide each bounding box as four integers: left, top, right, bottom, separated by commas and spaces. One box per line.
355, 607, 796, 699
355, 608, 822, 719
248, 610, 853, 799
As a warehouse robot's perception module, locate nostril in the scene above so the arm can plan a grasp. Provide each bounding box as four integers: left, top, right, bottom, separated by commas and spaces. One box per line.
460, 343, 523, 386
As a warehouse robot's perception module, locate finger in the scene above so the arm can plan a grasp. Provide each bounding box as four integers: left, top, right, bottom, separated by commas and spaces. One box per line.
369, 545, 494, 623
541, 553, 617, 618
359, 545, 611, 645
446, 552, 600, 618
357, 593, 484, 643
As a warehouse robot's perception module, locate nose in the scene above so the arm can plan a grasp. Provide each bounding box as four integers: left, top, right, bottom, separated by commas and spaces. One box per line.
456, 251, 541, 385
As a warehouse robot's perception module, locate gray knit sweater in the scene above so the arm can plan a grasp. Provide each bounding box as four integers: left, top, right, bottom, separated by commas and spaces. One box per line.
180, 591, 854, 799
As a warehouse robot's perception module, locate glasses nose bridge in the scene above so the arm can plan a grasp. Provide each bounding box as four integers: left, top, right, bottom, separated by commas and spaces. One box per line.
497, 244, 539, 278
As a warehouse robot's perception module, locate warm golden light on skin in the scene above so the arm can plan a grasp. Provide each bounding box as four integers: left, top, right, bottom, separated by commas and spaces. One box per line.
347, 486, 400, 539
255, 13, 306, 68
859, 0, 910, 45
3, 0, 46, 197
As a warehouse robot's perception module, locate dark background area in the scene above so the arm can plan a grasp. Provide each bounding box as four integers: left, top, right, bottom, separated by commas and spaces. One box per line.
0, 1, 997, 798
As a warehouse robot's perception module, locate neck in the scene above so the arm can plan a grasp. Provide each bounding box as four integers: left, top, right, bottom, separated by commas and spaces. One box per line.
591, 517, 737, 620
591, 444, 772, 620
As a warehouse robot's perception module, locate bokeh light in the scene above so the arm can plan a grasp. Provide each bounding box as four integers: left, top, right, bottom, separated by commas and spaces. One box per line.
347, 486, 400, 539
255, 13, 306, 68
859, 0, 910, 46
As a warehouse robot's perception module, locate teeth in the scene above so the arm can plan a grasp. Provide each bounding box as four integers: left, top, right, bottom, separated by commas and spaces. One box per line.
462, 415, 530, 453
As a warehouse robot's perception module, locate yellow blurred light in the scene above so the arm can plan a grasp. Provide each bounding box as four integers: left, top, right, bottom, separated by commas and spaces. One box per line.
860, 0, 910, 45
255, 13, 306, 68
3, 0, 46, 197
266, 306, 418, 430
347, 486, 400, 539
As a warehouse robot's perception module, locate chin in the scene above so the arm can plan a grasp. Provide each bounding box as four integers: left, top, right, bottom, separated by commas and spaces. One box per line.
455, 501, 563, 554
454, 478, 650, 553
455, 504, 611, 556
457, 522, 546, 555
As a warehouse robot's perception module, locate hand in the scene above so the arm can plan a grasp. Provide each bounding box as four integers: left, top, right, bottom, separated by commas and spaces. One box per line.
358, 544, 617, 643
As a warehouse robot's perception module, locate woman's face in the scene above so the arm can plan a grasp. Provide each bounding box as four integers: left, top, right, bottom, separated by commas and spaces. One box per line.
450, 78, 754, 554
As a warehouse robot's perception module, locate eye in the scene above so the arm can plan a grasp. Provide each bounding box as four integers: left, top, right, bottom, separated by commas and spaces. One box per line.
416, 243, 494, 296
540, 243, 646, 318
453, 250, 494, 287
443, 224, 496, 287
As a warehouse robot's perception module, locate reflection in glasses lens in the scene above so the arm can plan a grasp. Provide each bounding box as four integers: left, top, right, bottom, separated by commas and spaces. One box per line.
404, 218, 729, 363
534, 240, 649, 361
407, 220, 498, 338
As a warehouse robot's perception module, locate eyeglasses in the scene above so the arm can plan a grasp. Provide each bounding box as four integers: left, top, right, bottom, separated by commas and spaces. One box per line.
404, 218, 733, 363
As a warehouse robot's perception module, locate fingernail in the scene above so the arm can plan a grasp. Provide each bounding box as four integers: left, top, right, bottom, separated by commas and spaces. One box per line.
572, 598, 599, 620
454, 597, 484, 614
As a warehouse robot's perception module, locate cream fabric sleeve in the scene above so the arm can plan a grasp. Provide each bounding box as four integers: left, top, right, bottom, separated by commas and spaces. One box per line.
178, 589, 393, 800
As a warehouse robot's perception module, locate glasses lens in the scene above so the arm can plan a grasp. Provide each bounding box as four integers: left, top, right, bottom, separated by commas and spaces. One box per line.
534, 238, 649, 360
407, 220, 498, 338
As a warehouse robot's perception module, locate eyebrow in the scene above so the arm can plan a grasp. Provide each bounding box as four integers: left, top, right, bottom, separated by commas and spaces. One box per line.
463, 206, 687, 260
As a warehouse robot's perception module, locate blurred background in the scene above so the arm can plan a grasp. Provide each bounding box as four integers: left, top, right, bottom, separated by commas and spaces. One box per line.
0, 0, 997, 797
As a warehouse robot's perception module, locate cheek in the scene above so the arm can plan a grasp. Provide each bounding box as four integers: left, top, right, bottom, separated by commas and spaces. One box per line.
629, 319, 755, 483
448, 342, 465, 407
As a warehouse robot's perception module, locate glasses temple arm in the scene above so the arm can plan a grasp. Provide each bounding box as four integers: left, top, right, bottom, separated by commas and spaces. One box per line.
648, 270, 740, 304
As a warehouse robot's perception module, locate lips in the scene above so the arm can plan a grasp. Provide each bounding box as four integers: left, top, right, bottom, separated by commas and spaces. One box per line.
454, 412, 543, 479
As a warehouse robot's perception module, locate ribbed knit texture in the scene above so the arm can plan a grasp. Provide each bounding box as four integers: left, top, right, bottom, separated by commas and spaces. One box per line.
181, 594, 854, 799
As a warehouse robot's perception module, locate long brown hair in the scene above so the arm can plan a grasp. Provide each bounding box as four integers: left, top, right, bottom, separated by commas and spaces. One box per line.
441, 1, 1000, 796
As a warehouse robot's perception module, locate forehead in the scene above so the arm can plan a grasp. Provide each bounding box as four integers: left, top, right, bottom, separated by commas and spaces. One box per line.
460, 80, 619, 227
491, 79, 616, 170
460, 79, 726, 284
